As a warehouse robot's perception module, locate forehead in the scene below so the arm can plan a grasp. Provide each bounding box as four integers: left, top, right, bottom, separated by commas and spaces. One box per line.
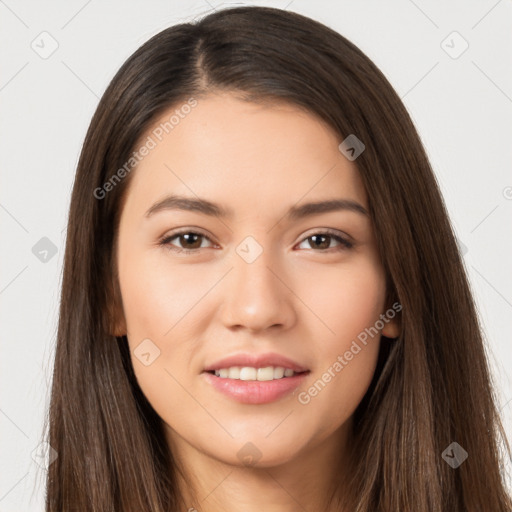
121, 92, 367, 221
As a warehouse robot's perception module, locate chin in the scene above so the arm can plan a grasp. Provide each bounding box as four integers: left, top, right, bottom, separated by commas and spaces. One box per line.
209, 434, 307, 469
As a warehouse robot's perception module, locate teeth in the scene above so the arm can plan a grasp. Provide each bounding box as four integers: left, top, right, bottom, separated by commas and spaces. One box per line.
273, 367, 285, 379
240, 367, 257, 380
228, 367, 240, 379
213, 366, 298, 381
256, 367, 274, 381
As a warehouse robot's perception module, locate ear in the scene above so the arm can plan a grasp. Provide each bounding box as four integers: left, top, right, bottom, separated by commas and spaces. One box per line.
381, 300, 401, 339
110, 305, 127, 337
107, 273, 127, 337
382, 316, 400, 339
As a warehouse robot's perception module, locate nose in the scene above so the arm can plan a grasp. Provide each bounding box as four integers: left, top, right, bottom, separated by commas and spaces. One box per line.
219, 246, 297, 333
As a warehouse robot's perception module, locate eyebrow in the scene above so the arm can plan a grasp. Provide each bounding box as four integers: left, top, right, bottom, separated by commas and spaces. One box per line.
144, 194, 368, 220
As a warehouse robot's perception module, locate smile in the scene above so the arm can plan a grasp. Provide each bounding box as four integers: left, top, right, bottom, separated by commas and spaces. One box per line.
203, 368, 310, 405
210, 366, 298, 381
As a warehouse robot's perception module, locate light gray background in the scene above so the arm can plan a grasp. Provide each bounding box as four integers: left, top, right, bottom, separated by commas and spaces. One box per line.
1, 0, 511, 509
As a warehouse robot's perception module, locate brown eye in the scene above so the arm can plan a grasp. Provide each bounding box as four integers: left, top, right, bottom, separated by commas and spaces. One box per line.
175, 232, 203, 249
159, 229, 353, 255
159, 230, 213, 253
297, 231, 353, 251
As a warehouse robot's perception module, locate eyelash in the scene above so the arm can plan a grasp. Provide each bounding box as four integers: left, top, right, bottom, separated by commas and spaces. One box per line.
158, 228, 354, 254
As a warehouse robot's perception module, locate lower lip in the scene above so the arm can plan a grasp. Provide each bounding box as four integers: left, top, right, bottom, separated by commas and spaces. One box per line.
202, 371, 309, 404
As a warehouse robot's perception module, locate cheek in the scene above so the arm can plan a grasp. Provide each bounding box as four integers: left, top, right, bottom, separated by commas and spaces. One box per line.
296, 256, 385, 424
116, 243, 190, 356
117, 247, 207, 422
304, 253, 386, 347
118, 246, 206, 341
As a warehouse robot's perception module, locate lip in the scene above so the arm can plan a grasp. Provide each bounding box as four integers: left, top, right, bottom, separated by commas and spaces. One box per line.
202, 352, 310, 405
203, 352, 308, 373
203, 371, 309, 404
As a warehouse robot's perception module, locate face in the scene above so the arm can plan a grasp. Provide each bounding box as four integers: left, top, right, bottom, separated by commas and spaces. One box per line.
113, 92, 399, 469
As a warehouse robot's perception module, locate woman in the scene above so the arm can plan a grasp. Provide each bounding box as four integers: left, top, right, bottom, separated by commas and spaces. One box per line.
45, 5, 512, 511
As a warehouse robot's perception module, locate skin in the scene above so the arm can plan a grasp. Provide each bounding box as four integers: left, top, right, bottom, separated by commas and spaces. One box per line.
113, 91, 399, 511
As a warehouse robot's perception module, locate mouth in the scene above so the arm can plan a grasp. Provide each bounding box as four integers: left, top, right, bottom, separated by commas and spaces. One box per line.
202, 353, 310, 404
205, 366, 308, 381
203, 352, 309, 375
203, 368, 310, 405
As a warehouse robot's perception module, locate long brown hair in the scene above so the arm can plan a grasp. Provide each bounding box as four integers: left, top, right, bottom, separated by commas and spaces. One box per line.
45, 6, 511, 511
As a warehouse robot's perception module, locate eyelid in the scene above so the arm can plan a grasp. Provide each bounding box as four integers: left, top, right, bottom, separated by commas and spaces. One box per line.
158, 227, 354, 253
295, 228, 354, 250
158, 227, 217, 249
299, 227, 353, 243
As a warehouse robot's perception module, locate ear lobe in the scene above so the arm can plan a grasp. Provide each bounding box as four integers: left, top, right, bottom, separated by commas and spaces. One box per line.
382, 319, 400, 339
110, 311, 127, 337
381, 293, 401, 339
107, 275, 127, 337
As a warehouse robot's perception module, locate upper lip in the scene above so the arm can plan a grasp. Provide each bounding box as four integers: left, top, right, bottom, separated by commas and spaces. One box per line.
203, 352, 309, 373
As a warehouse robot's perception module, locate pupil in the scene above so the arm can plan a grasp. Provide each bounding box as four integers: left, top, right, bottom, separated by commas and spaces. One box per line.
311, 235, 329, 249
177, 234, 332, 250
182, 233, 200, 248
